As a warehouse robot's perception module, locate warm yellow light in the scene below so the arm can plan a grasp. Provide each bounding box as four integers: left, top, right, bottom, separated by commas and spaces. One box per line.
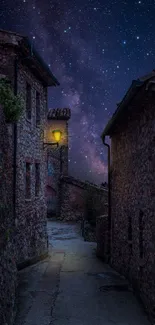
52, 129, 62, 142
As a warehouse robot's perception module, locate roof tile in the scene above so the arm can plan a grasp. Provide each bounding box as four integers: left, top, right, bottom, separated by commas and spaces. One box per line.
47, 108, 71, 120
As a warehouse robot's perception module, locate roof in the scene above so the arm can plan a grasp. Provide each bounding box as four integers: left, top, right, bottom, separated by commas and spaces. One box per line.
0, 28, 59, 87
21, 37, 60, 86
101, 70, 155, 140
47, 108, 71, 120
60, 175, 108, 191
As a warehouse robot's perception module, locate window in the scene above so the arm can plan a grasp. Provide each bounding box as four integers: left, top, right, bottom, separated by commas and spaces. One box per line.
128, 216, 132, 241
36, 91, 41, 125
47, 160, 54, 176
25, 162, 31, 199
35, 163, 40, 196
26, 82, 31, 120
128, 215, 132, 254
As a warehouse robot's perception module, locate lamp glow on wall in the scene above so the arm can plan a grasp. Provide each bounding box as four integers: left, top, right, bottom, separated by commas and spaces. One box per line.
43, 128, 62, 149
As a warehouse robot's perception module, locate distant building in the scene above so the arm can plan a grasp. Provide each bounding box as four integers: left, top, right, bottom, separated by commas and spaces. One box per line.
0, 28, 59, 265
100, 70, 155, 322
46, 108, 71, 217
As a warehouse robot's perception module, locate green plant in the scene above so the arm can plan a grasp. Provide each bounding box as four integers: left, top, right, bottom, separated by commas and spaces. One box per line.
0, 78, 23, 122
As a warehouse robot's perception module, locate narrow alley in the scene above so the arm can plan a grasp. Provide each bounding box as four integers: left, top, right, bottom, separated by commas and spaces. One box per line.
14, 221, 150, 325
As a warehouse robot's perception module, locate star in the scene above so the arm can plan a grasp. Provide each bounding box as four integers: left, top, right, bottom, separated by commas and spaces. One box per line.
1, 0, 154, 184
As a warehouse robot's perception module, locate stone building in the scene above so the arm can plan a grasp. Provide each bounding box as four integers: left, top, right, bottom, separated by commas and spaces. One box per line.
100, 70, 155, 322
46, 108, 71, 217
59, 175, 108, 223
0, 28, 59, 268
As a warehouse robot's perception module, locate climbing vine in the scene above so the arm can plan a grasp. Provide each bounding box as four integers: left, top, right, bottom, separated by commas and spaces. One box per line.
0, 78, 23, 123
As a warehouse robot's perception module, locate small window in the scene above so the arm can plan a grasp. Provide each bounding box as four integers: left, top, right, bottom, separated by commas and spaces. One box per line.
128, 216, 132, 241
25, 162, 31, 199
26, 82, 31, 120
35, 163, 40, 196
36, 91, 40, 125
128, 215, 132, 254
139, 210, 143, 259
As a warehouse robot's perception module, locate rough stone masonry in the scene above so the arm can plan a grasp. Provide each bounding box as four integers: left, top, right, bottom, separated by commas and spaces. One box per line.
100, 71, 155, 323
0, 28, 59, 325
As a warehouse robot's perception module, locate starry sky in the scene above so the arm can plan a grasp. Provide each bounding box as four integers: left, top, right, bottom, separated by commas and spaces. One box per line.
0, 0, 155, 184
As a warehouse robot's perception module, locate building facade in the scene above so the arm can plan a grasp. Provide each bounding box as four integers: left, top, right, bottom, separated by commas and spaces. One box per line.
100, 71, 155, 322
0, 29, 59, 266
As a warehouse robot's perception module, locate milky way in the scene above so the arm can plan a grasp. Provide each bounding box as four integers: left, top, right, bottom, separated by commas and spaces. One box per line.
1, 0, 155, 183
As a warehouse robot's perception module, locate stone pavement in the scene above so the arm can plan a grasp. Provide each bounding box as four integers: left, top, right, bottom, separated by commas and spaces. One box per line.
14, 221, 150, 325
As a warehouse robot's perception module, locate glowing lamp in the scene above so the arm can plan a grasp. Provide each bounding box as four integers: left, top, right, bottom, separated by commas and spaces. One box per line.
52, 129, 62, 143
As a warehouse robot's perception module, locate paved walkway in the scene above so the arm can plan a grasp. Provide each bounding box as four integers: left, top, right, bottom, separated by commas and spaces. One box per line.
14, 221, 150, 325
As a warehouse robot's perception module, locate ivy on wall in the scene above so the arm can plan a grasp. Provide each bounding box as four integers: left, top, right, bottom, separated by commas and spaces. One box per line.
0, 78, 23, 123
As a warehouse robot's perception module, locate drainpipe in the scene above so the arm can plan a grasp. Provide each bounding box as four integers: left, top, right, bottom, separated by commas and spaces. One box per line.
13, 59, 18, 222
103, 136, 111, 262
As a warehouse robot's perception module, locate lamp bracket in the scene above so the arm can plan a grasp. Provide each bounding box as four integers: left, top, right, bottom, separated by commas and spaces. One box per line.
43, 142, 59, 150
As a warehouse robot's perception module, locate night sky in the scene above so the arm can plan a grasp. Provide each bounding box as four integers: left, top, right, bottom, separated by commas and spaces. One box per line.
0, 0, 155, 184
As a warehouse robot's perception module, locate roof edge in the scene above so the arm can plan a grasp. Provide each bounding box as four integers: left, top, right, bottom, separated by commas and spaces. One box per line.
47, 108, 71, 120
22, 37, 60, 86
0, 29, 60, 87
101, 79, 143, 141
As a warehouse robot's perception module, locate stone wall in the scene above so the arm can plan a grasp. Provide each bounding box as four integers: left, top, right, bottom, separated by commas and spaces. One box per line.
96, 215, 109, 261
0, 29, 59, 324
109, 83, 155, 322
0, 32, 48, 266
59, 176, 108, 224
0, 105, 17, 325
46, 148, 61, 217
15, 62, 48, 265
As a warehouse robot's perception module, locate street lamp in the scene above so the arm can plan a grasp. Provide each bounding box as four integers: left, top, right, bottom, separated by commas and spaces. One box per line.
43, 128, 62, 149
43, 126, 66, 174
52, 129, 62, 143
